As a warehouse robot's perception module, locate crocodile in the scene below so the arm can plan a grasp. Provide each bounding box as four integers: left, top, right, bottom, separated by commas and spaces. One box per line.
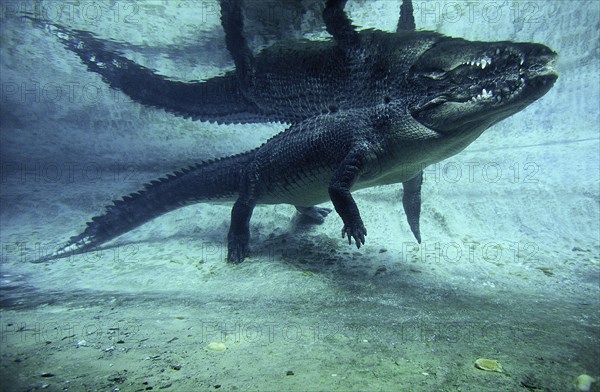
33, 0, 557, 263
25, 0, 435, 125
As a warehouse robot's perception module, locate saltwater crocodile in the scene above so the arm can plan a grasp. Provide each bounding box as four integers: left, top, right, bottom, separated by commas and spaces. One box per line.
33, 0, 558, 263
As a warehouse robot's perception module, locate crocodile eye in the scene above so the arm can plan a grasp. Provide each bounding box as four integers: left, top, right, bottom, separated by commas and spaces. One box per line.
328, 105, 338, 113
384, 96, 392, 104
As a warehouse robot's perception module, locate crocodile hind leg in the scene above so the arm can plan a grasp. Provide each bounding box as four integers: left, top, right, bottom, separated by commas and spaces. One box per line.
397, 0, 416, 31
295, 206, 333, 224
228, 199, 255, 263
227, 165, 259, 263
220, 0, 255, 94
323, 0, 360, 49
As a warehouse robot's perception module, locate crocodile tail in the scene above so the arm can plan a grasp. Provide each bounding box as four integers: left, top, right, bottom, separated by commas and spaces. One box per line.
34, 151, 255, 263
25, 16, 269, 124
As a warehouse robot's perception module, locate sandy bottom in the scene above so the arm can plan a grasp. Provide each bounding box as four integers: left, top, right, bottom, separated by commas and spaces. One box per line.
1, 174, 598, 392
1, 1, 598, 390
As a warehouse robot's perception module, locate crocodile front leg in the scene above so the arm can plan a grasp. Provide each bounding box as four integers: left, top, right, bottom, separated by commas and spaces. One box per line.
328, 149, 367, 248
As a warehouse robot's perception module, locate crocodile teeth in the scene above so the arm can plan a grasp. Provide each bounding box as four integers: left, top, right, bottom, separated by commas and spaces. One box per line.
470, 87, 495, 103
462, 57, 492, 69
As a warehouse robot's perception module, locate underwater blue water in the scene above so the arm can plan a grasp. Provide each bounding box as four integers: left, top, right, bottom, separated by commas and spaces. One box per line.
0, 1, 598, 390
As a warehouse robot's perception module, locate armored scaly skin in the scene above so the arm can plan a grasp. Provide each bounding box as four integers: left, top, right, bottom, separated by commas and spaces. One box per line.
32, 1, 558, 263
26, 1, 427, 125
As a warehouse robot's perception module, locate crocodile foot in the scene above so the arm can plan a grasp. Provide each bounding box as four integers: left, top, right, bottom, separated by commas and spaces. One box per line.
295, 206, 333, 224
341, 221, 367, 249
227, 234, 249, 263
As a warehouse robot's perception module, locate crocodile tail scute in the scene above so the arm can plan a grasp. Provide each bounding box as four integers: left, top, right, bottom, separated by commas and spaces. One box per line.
34, 152, 255, 263
23, 15, 267, 124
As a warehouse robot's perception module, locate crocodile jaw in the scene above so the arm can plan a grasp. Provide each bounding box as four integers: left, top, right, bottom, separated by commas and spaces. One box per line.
409, 38, 558, 135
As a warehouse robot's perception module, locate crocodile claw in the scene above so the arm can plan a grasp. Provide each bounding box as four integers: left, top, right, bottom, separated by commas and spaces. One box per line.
227, 234, 249, 264
341, 223, 367, 249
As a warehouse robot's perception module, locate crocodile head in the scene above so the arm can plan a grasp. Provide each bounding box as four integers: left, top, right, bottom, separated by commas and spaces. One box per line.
408, 38, 558, 135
